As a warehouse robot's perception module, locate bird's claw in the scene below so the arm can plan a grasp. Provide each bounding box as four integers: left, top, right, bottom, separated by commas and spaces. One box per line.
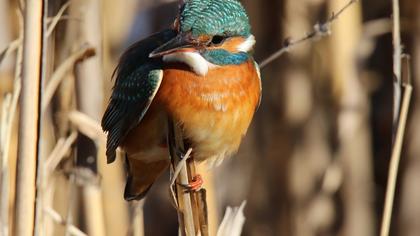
178, 174, 203, 192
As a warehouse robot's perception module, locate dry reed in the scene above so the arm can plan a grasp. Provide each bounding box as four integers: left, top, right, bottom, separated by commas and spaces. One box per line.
167, 119, 200, 236
380, 56, 413, 236
391, 0, 402, 130
379, 0, 413, 234
14, 0, 44, 235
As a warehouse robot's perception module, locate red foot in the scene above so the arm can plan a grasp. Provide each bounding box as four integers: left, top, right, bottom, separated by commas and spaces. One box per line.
180, 174, 203, 192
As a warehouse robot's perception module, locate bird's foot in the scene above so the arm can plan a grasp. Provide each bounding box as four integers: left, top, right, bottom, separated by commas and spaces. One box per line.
179, 174, 203, 192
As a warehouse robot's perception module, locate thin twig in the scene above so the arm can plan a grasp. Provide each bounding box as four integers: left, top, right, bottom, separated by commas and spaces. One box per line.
259, 0, 357, 69
380, 55, 412, 236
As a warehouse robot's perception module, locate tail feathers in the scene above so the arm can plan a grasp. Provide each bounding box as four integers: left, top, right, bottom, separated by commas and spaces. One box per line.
124, 176, 153, 201
124, 157, 169, 201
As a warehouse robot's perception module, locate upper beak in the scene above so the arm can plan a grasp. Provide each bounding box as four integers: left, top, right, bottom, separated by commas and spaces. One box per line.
149, 33, 195, 58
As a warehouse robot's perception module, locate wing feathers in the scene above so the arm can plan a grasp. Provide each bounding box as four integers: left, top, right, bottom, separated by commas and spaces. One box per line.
102, 69, 163, 163
102, 29, 176, 163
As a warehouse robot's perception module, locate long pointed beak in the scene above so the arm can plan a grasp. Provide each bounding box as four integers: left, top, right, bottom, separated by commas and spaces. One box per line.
149, 33, 195, 58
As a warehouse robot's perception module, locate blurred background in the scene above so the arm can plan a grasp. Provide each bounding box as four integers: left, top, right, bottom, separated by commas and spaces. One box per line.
0, 0, 419, 235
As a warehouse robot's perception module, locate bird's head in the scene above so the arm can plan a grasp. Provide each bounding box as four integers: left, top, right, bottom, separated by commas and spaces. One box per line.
149, 0, 255, 76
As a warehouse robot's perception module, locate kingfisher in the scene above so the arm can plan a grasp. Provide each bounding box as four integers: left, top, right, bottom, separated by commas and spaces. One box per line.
102, 0, 261, 201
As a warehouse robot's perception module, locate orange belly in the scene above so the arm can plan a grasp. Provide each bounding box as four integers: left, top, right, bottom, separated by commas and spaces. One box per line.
156, 59, 261, 164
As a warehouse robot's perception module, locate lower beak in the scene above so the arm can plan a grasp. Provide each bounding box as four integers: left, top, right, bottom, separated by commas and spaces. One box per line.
149, 33, 195, 58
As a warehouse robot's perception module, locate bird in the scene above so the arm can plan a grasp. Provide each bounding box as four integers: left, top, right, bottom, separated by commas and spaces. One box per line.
101, 0, 261, 201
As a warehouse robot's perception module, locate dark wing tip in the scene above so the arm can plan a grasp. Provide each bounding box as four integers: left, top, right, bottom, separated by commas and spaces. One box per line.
106, 149, 116, 164
105, 128, 121, 164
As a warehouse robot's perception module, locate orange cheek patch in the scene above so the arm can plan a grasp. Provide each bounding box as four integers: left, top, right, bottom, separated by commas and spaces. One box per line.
197, 35, 212, 42
211, 37, 246, 53
175, 48, 197, 53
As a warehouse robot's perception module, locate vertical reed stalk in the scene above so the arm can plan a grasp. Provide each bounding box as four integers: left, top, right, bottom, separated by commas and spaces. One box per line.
131, 201, 145, 236
167, 119, 209, 236
391, 0, 402, 131
0, 32, 22, 236
14, 0, 44, 235
380, 56, 413, 236
380, 0, 410, 235
82, 183, 106, 236
329, 1, 375, 236
168, 119, 195, 236
69, 0, 105, 234
34, 1, 52, 234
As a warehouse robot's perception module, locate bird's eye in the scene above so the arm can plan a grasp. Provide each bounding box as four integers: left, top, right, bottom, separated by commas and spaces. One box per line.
210, 35, 225, 45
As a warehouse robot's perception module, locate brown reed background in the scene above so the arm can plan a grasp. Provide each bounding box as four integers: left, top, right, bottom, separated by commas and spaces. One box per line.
0, 0, 419, 235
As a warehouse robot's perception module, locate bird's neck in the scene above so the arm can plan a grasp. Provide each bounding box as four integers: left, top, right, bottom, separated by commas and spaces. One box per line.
201, 50, 249, 66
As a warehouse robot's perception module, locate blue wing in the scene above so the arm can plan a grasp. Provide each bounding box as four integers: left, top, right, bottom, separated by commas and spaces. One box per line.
102, 29, 176, 163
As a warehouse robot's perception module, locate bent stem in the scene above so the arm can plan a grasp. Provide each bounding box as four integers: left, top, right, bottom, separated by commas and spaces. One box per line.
380, 56, 413, 236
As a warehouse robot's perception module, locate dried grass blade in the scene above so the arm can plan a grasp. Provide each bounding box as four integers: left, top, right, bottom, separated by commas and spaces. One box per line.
68, 111, 105, 143
42, 46, 95, 112
46, 1, 71, 37
0, 38, 22, 68
45, 131, 78, 172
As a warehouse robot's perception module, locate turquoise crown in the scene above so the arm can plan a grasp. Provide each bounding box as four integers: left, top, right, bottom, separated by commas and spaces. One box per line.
180, 0, 251, 37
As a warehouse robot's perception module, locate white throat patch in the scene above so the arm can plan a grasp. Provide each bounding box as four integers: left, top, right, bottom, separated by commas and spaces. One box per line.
237, 35, 256, 52
163, 52, 217, 76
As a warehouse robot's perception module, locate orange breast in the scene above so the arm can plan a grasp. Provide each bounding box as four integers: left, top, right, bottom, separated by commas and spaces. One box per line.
156, 59, 261, 164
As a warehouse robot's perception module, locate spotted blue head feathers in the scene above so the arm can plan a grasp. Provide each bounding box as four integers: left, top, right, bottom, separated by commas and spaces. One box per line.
179, 0, 251, 37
